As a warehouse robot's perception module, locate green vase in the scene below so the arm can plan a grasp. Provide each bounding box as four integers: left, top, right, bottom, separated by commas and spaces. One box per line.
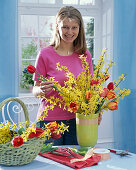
76, 113, 99, 147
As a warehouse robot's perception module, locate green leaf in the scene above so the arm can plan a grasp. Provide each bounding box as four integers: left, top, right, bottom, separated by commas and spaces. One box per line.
77, 150, 88, 156
70, 147, 89, 156
40, 143, 58, 153
18, 127, 25, 135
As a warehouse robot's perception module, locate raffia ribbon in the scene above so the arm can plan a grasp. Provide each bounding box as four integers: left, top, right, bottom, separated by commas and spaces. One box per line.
76, 118, 98, 125
70, 148, 110, 163
70, 148, 94, 163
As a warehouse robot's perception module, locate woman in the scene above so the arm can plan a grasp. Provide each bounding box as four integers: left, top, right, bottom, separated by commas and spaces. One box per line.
33, 6, 102, 145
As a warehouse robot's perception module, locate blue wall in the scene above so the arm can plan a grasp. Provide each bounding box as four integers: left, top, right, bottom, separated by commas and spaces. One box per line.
113, 0, 136, 153
0, 0, 18, 121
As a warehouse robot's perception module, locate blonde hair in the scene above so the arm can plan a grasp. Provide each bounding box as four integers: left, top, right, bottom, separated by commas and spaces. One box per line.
50, 6, 87, 54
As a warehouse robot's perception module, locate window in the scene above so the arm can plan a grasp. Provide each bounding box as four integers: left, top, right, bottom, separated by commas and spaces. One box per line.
18, 0, 101, 93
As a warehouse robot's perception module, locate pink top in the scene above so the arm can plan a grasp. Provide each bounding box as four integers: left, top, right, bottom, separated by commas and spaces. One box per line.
34, 46, 94, 120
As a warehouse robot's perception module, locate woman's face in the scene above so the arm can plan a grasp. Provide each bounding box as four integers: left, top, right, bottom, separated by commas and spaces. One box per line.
57, 18, 80, 44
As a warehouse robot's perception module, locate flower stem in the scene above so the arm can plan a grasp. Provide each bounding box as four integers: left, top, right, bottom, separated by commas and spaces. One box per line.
35, 72, 64, 94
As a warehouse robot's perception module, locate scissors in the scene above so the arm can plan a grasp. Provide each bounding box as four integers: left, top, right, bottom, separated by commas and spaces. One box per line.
61, 147, 77, 158
49, 147, 77, 158
108, 149, 131, 157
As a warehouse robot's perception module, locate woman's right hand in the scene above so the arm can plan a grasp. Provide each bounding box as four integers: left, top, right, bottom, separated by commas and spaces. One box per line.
33, 81, 54, 97
40, 81, 54, 95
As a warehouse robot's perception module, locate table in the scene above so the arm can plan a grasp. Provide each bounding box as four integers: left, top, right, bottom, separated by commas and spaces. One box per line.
0, 147, 136, 170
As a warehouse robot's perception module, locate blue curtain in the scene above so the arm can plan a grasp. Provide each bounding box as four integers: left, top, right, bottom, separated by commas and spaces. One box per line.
0, 0, 18, 122
113, 0, 136, 153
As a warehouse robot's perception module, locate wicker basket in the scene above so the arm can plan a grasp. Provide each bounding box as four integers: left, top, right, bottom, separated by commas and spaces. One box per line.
0, 97, 45, 166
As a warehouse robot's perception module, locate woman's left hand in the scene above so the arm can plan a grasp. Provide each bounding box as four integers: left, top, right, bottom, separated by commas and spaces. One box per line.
98, 113, 102, 125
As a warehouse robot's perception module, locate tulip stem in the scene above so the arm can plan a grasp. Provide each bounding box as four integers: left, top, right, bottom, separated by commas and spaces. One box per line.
35, 73, 64, 95
95, 100, 105, 114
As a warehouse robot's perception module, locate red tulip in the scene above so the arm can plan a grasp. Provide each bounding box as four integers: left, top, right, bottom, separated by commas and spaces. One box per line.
69, 102, 79, 112
107, 82, 114, 90
51, 132, 61, 139
11, 136, 23, 147
90, 79, 99, 86
35, 127, 45, 138
108, 101, 118, 110
28, 132, 36, 138
27, 65, 36, 74
99, 88, 108, 97
47, 122, 58, 132
86, 90, 92, 100
107, 91, 116, 100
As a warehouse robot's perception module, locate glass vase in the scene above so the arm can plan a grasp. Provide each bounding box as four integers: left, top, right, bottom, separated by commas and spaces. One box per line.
76, 113, 99, 147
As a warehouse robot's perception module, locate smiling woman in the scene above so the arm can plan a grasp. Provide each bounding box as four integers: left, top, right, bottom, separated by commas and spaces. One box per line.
56, 18, 80, 56
32, 6, 95, 146
50, 6, 86, 55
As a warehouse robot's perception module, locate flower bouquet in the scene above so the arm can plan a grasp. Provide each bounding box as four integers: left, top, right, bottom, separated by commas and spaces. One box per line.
27, 48, 130, 147
0, 97, 68, 166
